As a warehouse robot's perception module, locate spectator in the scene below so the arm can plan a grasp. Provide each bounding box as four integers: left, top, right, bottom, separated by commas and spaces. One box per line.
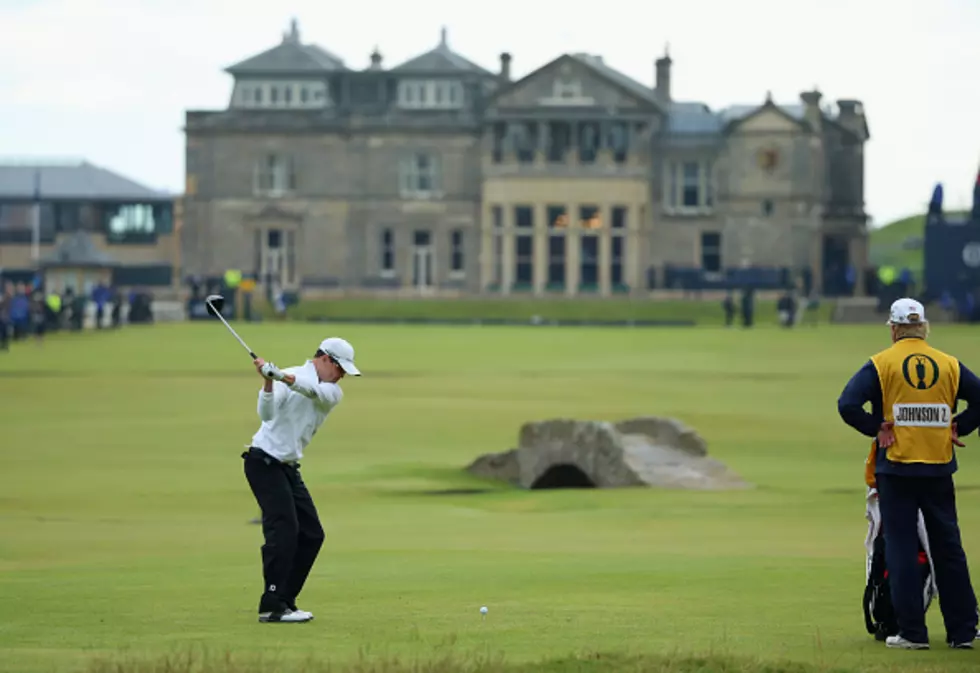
0, 282, 11, 351
9, 284, 30, 340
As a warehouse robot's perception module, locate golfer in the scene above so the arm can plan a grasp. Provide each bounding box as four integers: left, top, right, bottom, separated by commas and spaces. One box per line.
242, 337, 361, 623
837, 298, 980, 649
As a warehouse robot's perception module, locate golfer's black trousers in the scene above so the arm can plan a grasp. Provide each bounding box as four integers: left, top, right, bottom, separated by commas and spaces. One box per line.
877, 473, 978, 644
243, 447, 325, 614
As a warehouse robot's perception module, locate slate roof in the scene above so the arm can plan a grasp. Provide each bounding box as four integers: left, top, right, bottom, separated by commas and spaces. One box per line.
717, 102, 805, 124
666, 99, 839, 138
38, 231, 119, 268
391, 27, 493, 75
720, 100, 843, 125
666, 102, 724, 135
567, 53, 661, 107
0, 161, 171, 201
226, 19, 347, 76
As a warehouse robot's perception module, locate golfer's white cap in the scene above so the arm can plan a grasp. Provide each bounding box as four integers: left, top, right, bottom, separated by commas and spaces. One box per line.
317, 337, 361, 376
887, 298, 927, 325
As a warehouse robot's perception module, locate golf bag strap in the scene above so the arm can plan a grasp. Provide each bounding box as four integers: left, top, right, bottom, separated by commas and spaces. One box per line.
863, 582, 876, 635
865, 489, 881, 582
916, 510, 939, 598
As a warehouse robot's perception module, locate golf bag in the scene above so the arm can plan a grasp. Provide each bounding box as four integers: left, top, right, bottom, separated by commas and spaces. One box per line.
863, 486, 938, 640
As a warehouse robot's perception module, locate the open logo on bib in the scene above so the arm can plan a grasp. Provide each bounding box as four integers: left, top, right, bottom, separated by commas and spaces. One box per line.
893, 403, 951, 427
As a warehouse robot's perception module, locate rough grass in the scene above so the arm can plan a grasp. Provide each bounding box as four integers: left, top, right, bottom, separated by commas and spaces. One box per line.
1, 322, 978, 673
79, 647, 969, 673
79, 650, 846, 673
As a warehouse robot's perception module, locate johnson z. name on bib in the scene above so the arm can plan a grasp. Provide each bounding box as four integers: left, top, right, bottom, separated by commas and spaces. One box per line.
892, 403, 951, 427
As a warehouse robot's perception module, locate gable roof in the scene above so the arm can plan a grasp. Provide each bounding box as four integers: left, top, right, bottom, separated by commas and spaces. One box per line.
719, 95, 857, 131
0, 161, 171, 201
718, 98, 811, 133
566, 53, 662, 108
489, 53, 664, 111
718, 101, 804, 124
225, 20, 347, 76
391, 27, 493, 75
39, 231, 119, 268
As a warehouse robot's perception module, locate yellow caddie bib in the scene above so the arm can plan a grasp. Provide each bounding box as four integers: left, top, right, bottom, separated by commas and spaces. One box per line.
870, 338, 960, 466
864, 443, 877, 488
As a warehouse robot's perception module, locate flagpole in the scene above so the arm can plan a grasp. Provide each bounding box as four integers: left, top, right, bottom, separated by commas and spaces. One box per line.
31, 168, 40, 262
972, 159, 980, 223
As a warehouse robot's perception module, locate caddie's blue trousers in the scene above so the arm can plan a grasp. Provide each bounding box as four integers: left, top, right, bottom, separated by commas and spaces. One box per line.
877, 473, 978, 644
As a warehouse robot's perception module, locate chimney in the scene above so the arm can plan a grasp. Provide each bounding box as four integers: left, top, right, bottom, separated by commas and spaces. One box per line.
655, 47, 672, 102
369, 47, 383, 70
499, 52, 512, 81
283, 18, 300, 43
439, 26, 448, 48
837, 99, 861, 116
836, 99, 868, 140
800, 89, 823, 131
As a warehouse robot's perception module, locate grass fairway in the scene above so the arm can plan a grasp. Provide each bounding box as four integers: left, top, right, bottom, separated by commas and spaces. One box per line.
1, 321, 979, 673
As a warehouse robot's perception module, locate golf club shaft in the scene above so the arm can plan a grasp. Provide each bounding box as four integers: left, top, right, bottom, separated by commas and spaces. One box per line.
207, 299, 257, 359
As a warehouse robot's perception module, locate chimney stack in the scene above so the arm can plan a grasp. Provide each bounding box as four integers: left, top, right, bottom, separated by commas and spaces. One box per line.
369, 47, 383, 70
835, 99, 868, 140
655, 47, 672, 102
283, 18, 300, 43
837, 99, 859, 116
800, 89, 823, 131
500, 52, 512, 81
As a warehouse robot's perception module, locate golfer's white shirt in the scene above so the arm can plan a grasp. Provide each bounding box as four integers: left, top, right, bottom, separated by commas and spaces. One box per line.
249, 361, 343, 463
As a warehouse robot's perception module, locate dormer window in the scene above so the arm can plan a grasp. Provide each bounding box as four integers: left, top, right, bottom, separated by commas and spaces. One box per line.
397, 80, 464, 109
233, 80, 331, 109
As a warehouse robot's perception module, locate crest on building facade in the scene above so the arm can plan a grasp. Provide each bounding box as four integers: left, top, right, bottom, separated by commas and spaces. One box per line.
757, 147, 779, 173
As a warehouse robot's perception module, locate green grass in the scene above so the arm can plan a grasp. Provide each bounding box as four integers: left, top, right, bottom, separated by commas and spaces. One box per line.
277, 297, 833, 325
1, 322, 979, 673
869, 211, 968, 274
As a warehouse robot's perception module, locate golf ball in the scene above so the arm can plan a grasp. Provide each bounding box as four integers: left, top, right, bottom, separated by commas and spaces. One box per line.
480, 606, 488, 615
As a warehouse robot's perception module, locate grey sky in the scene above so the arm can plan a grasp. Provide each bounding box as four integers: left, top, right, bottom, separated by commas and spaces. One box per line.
0, 0, 977, 226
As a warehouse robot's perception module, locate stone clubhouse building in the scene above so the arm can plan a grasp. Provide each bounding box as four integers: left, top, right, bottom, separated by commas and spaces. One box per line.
181, 21, 871, 298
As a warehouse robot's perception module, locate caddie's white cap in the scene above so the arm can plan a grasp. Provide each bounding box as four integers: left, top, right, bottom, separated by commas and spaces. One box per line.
317, 337, 361, 376
887, 297, 927, 325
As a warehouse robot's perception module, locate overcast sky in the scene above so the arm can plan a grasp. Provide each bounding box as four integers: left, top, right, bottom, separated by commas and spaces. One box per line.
0, 0, 977, 227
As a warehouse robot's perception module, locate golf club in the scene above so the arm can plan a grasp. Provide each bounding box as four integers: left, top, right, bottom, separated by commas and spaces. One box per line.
205, 294, 258, 360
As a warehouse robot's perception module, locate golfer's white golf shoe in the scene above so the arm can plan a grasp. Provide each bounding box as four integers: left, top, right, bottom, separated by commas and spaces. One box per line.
258, 608, 313, 623
885, 635, 929, 649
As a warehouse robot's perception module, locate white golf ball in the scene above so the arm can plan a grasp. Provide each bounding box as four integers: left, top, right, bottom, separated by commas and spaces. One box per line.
480, 606, 488, 615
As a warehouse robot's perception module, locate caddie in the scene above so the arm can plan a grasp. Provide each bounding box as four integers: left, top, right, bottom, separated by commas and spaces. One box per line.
837, 297, 980, 649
